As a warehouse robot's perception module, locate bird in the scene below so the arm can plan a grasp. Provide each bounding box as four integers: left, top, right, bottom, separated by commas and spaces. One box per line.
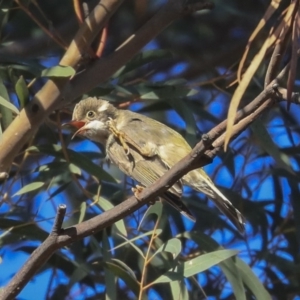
67, 97, 245, 232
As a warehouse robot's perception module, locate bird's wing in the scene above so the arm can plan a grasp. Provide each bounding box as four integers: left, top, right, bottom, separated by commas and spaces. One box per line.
116, 110, 192, 164
107, 136, 182, 196
107, 137, 195, 221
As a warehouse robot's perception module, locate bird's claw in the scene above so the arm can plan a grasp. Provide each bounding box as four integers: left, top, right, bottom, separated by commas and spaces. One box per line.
132, 185, 144, 200
108, 118, 130, 156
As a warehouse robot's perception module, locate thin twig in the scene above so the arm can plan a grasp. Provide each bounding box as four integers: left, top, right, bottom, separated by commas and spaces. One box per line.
96, 25, 108, 57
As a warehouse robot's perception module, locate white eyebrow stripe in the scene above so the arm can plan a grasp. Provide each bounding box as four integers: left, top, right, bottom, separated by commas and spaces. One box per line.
98, 101, 110, 112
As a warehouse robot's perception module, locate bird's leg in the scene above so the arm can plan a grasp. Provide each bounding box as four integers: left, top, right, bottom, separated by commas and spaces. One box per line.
107, 118, 130, 155
132, 185, 144, 199
132, 185, 156, 204
107, 119, 157, 158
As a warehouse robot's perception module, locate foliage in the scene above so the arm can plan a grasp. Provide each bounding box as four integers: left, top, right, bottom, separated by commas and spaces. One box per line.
0, 0, 300, 299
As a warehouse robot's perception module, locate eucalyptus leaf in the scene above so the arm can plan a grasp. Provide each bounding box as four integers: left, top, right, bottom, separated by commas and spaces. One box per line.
113, 49, 172, 79
138, 201, 163, 229
12, 181, 45, 197
170, 280, 189, 300
0, 95, 19, 115
0, 78, 13, 129
152, 249, 238, 284
0, 218, 49, 245
94, 195, 127, 236
236, 259, 271, 300
15, 75, 29, 108
251, 119, 294, 174
113, 229, 162, 256
78, 202, 87, 224
41, 65, 75, 78
153, 238, 182, 260
103, 230, 117, 300
168, 98, 198, 146
105, 261, 140, 296
27, 144, 116, 183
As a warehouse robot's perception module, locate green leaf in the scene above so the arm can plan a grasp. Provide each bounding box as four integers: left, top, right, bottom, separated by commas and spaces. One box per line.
138, 201, 163, 229
113, 229, 162, 257
94, 195, 127, 236
15, 75, 29, 108
27, 144, 116, 183
68, 163, 81, 175
103, 230, 116, 300
170, 280, 189, 300
0, 95, 19, 115
152, 249, 238, 284
236, 259, 271, 300
251, 119, 294, 174
105, 261, 139, 296
168, 98, 198, 146
138, 83, 198, 100
48, 181, 71, 199
154, 238, 182, 260
0, 218, 49, 245
12, 181, 45, 197
0, 78, 13, 129
78, 202, 87, 223
113, 49, 172, 79
179, 232, 245, 300
41, 65, 76, 78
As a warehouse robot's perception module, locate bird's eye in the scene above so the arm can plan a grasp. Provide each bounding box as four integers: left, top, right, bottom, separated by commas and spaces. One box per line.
86, 111, 95, 119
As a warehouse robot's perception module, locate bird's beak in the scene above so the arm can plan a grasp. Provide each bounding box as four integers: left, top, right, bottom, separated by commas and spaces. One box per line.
63, 120, 87, 139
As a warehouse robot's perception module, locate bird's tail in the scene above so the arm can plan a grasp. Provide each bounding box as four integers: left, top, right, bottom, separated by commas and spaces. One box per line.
163, 192, 196, 222
184, 169, 245, 233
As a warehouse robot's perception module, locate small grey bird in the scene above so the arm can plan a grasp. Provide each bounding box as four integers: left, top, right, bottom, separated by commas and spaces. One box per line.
67, 97, 245, 232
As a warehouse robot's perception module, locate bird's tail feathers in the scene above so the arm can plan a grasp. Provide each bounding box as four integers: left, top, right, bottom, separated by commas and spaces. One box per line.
163, 192, 196, 222
193, 175, 245, 233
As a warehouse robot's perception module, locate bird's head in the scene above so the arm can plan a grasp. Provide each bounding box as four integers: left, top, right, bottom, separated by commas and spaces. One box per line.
66, 97, 118, 144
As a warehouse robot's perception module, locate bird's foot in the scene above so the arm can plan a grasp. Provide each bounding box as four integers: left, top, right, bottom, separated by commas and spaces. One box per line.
107, 118, 130, 156
132, 185, 157, 205
132, 185, 144, 200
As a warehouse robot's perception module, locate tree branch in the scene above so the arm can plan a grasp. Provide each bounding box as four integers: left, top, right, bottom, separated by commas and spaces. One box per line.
0, 205, 66, 300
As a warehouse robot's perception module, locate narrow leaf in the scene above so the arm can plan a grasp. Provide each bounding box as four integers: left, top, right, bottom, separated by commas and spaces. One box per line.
0, 95, 19, 114
78, 202, 87, 223
251, 119, 294, 174
103, 230, 116, 300
0, 78, 13, 129
152, 249, 238, 284
13, 181, 44, 197
139, 201, 163, 229
236, 259, 271, 300
41, 65, 75, 78
94, 195, 127, 236
105, 261, 139, 296
15, 75, 29, 108
27, 144, 116, 183
154, 238, 182, 260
